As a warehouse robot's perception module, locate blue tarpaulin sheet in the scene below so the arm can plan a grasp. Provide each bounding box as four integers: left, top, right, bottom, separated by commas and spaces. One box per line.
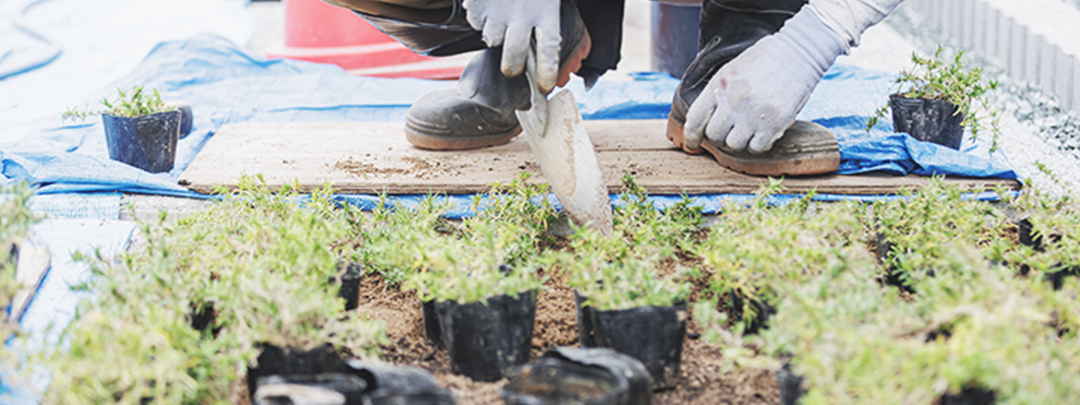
0, 33, 1017, 197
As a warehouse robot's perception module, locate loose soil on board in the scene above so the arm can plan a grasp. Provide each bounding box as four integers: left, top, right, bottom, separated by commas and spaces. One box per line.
353, 272, 780, 404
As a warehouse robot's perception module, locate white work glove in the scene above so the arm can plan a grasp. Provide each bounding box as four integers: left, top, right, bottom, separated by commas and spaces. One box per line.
463, 0, 561, 92
684, 0, 904, 153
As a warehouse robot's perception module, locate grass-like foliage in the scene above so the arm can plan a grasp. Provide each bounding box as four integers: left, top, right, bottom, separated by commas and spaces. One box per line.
28, 171, 1080, 404
558, 176, 700, 311
38, 177, 386, 404
868, 47, 1001, 149
693, 178, 1080, 403
874, 180, 1006, 288
62, 85, 172, 120
1, 183, 38, 308
362, 174, 554, 303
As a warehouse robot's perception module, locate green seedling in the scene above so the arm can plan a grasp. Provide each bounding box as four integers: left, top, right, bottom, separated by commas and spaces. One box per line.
868, 46, 1002, 150
873, 178, 1006, 289
62, 85, 172, 121
38, 176, 386, 404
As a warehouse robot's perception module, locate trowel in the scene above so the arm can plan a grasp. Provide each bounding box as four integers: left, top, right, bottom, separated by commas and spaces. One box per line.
515, 49, 614, 235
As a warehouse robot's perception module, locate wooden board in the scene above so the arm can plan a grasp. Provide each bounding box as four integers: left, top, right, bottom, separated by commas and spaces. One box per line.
179, 120, 1021, 195
10, 244, 50, 323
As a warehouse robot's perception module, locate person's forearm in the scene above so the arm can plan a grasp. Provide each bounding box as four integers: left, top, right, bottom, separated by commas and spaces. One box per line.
807, 0, 905, 51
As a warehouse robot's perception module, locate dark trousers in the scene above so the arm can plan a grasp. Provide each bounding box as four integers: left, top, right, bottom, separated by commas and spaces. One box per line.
325, 0, 807, 80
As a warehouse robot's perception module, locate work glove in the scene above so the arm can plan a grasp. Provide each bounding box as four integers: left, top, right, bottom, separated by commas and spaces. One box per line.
684, 0, 904, 153
463, 0, 561, 93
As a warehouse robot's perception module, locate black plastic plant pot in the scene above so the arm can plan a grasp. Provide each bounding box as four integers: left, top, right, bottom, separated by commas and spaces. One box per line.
502, 347, 654, 405
421, 299, 442, 347
776, 364, 805, 405
576, 294, 687, 390
189, 301, 220, 336
164, 102, 194, 139
1015, 219, 1078, 290
329, 262, 363, 311
875, 232, 919, 294
254, 373, 366, 405
941, 387, 996, 405
101, 110, 180, 173
889, 94, 965, 150
346, 360, 457, 405
246, 343, 347, 400
434, 290, 537, 382
727, 291, 777, 336
876, 231, 894, 266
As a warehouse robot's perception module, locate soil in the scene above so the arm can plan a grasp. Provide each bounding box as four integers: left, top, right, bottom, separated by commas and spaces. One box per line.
352, 269, 781, 404
332, 156, 470, 179
331, 156, 543, 180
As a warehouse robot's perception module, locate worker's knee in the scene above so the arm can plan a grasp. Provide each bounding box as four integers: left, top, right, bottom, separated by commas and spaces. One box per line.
321, 0, 456, 24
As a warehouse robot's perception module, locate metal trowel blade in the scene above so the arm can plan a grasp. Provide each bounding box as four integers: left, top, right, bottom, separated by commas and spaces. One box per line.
516, 89, 613, 235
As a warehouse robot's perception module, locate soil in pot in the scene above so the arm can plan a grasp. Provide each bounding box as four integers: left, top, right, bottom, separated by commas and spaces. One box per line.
502, 347, 653, 405
435, 290, 537, 382
576, 294, 687, 390
889, 94, 965, 150
941, 386, 996, 405
101, 110, 180, 173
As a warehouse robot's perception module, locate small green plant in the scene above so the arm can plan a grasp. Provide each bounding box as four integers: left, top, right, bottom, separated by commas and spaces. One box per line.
867, 47, 1001, 149
402, 217, 544, 304
38, 176, 386, 403
566, 255, 690, 311
62, 85, 171, 120
874, 179, 1006, 289
1, 182, 38, 342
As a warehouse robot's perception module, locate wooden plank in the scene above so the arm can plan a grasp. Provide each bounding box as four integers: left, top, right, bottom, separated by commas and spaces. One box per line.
179, 121, 1021, 195
9, 244, 50, 323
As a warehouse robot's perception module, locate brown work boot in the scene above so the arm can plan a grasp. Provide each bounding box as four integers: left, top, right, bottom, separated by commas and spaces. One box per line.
405, 2, 592, 150
663, 0, 840, 178
665, 0, 809, 155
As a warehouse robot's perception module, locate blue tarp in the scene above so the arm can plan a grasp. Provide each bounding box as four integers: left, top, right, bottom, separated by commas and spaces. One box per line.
0, 33, 1017, 196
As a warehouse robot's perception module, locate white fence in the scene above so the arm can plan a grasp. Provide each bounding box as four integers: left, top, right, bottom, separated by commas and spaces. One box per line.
902, 0, 1080, 113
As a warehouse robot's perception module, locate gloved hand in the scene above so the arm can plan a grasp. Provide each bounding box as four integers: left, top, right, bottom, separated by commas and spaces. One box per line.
684, 0, 904, 153
463, 0, 561, 93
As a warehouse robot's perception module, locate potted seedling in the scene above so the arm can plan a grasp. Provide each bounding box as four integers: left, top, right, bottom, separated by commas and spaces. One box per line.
868, 47, 1000, 150
64, 85, 184, 173
404, 219, 543, 382
568, 256, 690, 391
872, 180, 1005, 293
557, 223, 691, 395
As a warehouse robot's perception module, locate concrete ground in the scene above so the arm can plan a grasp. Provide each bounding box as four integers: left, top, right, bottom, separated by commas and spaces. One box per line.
105, 1, 1080, 218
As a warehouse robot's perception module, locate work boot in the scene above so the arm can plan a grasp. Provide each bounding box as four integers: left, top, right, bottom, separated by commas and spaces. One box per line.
405, 1, 592, 150
665, 0, 809, 154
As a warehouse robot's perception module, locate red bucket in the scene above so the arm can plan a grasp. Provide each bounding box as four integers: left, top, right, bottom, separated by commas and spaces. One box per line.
269, 0, 467, 79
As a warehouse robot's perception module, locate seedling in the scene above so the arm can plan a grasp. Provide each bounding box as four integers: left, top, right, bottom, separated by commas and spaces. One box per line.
63, 85, 172, 120
868, 47, 1001, 150
38, 177, 386, 403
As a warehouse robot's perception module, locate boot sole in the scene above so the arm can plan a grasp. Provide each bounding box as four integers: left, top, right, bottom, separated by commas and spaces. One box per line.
405, 123, 523, 151
666, 117, 840, 177
405, 37, 591, 151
